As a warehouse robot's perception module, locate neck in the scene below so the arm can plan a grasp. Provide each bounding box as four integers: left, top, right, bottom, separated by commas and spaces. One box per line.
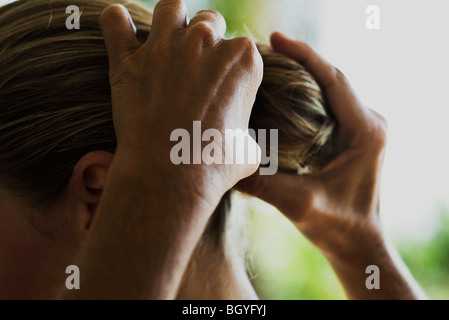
176, 236, 258, 300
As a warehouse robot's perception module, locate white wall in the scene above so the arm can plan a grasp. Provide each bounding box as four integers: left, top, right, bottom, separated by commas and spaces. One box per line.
320, 0, 449, 241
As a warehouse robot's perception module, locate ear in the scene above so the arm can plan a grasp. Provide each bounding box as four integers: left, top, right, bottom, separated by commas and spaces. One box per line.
66, 151, 114, 233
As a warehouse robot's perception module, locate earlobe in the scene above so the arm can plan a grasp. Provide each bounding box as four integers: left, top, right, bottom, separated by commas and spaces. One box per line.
69, 151, 114, 232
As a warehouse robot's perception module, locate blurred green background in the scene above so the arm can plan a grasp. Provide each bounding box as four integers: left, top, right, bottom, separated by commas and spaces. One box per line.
141, 0, 264, 38
139, 0, 449, 300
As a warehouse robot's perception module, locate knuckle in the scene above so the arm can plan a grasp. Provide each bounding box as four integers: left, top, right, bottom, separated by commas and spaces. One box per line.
153, 0, 186, 23
232, 37, 260, 64
189, 22, 216, 44
374, 122, 388, 147
368, 111, 388, 150
334, 67, 348, 84
195, 10, 226, 28
154, 0, 180, 12
197, 9, 222, 19
323, 67, 349, 90
236, 37, 263, 78
301, 42, 314, 54
235, 36, 257, 54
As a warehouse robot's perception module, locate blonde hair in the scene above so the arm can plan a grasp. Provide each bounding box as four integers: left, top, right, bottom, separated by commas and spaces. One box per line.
0, 0, 338, 241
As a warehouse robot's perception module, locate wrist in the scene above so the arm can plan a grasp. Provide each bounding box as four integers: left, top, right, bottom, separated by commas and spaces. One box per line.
325, 233, 389, 271
109, 147, 226, 216
315, 219, 388, 267
324, 235, 425, 300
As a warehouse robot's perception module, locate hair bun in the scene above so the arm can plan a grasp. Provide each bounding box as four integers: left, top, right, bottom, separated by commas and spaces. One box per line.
251, 44, 341, 173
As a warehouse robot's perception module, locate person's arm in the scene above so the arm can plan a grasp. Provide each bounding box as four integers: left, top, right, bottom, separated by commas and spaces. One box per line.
238, 32, 426, 300
61, 1, 262, 299
326, 237, 427, 300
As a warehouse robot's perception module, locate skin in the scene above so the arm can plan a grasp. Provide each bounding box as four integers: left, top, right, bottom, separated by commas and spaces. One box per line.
0, 0, 261, 300
238, 32, 428, 300
61, 1, 263, 300
0, 0, 426, 300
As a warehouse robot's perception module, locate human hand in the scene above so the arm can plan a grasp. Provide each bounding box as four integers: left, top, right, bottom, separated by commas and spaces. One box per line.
100, 0, 263, 204
238, 32, 388, 262
237, 33, 431, 300
64, 1, 263, 299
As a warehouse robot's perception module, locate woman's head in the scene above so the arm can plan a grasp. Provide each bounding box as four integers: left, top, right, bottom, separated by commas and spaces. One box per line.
0, 0, 148, 206
0, 0, 340, 299
0, 0, 337, 208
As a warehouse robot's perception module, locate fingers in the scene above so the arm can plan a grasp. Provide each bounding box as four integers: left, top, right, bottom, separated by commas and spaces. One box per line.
189, 10, 227, 39
271, 32, 336, 90
221, 36, 263, 94
236, 171, 312, 217
270, 32, 370, 146
100, 4, 140, 69
150, 0, 188, 38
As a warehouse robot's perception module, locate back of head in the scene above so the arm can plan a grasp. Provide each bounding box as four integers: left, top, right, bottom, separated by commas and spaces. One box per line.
0, 0, 339, 238
254, 44, 339, 173
0, 0, 151, 204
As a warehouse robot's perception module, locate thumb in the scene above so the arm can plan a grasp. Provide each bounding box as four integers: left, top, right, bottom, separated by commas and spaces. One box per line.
236, 171, 315, 216
100, 4, 140, 69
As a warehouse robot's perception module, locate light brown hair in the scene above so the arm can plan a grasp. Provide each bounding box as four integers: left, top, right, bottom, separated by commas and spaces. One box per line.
0, 0, 338, 245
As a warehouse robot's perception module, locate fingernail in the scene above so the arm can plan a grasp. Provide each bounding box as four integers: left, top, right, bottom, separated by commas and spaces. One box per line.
129, 17, 137, 34
124, 7, 137, 34
116, 4, 137, 34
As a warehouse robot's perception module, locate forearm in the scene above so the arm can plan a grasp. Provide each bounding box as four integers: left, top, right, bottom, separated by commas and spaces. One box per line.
60, 155, 219, 299
326, 238, 427, 300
